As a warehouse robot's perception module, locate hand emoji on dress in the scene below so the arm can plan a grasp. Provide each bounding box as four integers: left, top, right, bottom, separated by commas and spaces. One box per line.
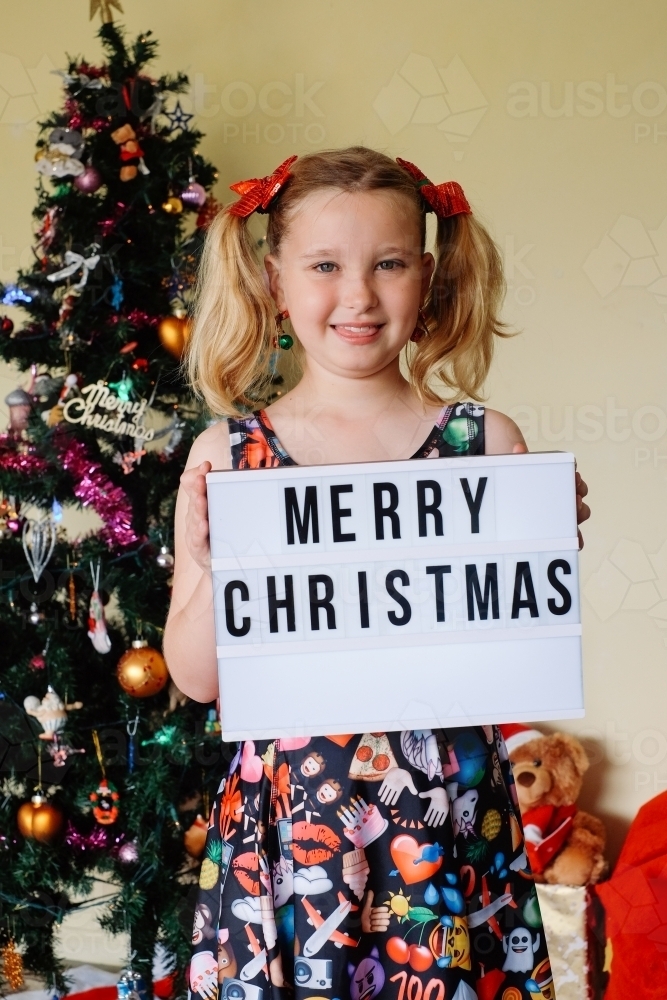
378, 768, 417, 805
418, 786, 449, 827
339, 796, 388, 848
189, 952, 218, 1000
379, 769, 448, 826
361, 890, 391, 934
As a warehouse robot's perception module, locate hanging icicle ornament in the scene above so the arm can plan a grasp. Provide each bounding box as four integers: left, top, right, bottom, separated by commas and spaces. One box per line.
2, 940, 24, 991
126, 713, 139, 773
22, 516, 57, 583
88, 560, 111, 653
67, 555, 78, 622
90, 730, 120, 825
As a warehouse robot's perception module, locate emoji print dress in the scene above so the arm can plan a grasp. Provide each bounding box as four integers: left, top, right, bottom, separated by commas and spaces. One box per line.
189, 404, 551, 1000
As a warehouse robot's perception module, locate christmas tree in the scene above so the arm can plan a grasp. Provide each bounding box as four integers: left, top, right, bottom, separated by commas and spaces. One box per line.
0, 22, 229, 996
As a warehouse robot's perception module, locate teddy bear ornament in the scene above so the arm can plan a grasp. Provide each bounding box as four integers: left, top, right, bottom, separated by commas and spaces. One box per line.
501, 724, 607, 886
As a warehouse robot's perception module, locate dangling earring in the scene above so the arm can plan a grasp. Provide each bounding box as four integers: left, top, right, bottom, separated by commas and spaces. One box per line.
410, 307, 429, 343
274, 310, 293, 350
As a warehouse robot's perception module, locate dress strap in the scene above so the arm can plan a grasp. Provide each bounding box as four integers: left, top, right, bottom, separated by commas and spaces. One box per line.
228, 411, 295, 469
410, 402, 485, 458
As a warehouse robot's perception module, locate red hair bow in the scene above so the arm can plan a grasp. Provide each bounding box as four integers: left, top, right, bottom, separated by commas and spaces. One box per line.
228, 155, 298, 217
396, 157, 471, 218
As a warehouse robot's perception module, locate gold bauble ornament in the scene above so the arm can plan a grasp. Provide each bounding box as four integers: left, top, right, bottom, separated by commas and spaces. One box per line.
117, 639, 169, 698
162, 196, 183, 214
16, 792, 64, 843
158, 315, 191, 358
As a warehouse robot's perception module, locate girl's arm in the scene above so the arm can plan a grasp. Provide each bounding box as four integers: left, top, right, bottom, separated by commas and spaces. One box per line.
485, 408, 590, 544
163, 422, 231, 703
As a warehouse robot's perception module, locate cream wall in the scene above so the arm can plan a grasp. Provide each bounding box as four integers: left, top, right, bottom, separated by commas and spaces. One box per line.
2, 0, 667, 866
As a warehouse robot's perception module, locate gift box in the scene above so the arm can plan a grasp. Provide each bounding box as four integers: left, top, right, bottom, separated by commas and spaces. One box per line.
536, 883, 607, 999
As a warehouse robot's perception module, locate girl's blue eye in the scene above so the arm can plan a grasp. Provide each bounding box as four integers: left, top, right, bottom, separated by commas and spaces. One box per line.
378, 260, 403, 270
316, 262, 336, 273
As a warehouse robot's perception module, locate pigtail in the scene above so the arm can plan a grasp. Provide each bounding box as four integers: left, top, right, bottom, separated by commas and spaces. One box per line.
409, 213, 510, 404
186, 208, 276, 416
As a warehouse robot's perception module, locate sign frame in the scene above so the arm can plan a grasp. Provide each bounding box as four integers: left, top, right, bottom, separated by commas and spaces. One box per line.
207, 452, 583, 741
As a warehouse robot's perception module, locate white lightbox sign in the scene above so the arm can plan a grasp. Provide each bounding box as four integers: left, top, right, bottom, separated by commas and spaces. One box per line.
207, 452, 583, 741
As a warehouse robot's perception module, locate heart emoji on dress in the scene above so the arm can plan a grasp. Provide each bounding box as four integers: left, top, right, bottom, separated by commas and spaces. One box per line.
390, 834, 444, 885
281, 736, 311, 751
240, 740, 264, 782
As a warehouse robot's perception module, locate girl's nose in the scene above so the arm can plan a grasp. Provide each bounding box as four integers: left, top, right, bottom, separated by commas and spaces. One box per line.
340, 272, 379, 312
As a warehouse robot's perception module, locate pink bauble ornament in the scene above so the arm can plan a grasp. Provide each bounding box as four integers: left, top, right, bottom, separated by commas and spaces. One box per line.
181, 180, 207, 208
74, 166, 103, 194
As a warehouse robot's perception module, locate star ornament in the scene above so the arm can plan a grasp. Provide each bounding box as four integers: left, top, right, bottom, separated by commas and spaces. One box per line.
165, 100, 194, 133
89, 0, 124, 24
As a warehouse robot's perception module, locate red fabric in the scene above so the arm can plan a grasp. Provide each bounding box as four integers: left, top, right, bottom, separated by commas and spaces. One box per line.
395, 158, 471, 218
228, 156, 298, 217
68, 989, 117, 1000
54, 976, 174, 1000
523, 804, 576, 874
595, 790, 667, 999
498, 722, 529, 743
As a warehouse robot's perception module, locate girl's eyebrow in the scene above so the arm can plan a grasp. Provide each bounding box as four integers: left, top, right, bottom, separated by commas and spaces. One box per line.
298, 244, 417, 260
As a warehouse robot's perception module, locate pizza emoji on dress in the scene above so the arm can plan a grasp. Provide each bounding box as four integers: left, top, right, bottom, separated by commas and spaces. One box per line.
349, 734, 398, 780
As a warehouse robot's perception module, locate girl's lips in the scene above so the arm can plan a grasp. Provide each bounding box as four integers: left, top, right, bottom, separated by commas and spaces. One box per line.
331, 323, 384, 344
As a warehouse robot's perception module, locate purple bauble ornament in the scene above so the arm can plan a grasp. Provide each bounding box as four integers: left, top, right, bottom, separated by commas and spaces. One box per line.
181, 181, 207, 208
74, 166, 103, 194
118, 839, 139, 864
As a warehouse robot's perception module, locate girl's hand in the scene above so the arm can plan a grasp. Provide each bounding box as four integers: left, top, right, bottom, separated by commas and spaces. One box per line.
513, 442, 590, 549
180, 461, 212, 570
575, 469, 590, 549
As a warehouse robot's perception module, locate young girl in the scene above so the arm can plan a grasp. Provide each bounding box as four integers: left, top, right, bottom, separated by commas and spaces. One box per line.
165, 148, 590, 1000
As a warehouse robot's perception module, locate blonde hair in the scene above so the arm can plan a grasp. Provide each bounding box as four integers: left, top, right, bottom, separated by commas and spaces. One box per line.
187, 146, 508, 416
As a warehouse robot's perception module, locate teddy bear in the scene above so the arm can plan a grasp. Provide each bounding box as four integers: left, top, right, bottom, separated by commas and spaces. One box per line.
500, 724, 607, 886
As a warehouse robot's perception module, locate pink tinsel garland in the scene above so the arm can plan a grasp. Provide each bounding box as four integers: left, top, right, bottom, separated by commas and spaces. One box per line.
0, 436, 49, 474
0, 431, 139, 549
53, 428, 139, 549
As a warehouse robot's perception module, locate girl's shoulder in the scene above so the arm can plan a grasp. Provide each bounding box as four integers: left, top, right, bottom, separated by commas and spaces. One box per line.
483, 407, 527, 455
185, 419, 231, 472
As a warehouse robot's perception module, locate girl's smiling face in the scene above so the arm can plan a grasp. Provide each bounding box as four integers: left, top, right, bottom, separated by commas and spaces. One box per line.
265, 188, 434, 380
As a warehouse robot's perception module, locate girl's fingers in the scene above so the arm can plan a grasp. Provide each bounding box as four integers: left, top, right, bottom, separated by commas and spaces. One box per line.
575, 471, 589, 498
577, 500, 591, 525
181, 462, 211, 495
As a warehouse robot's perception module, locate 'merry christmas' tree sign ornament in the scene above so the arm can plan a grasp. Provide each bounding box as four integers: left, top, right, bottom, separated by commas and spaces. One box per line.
62, 380, 155, 441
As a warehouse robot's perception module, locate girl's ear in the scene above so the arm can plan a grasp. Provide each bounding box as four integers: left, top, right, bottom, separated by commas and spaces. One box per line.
264, 253, 286, 310
420, 251, 435, 301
